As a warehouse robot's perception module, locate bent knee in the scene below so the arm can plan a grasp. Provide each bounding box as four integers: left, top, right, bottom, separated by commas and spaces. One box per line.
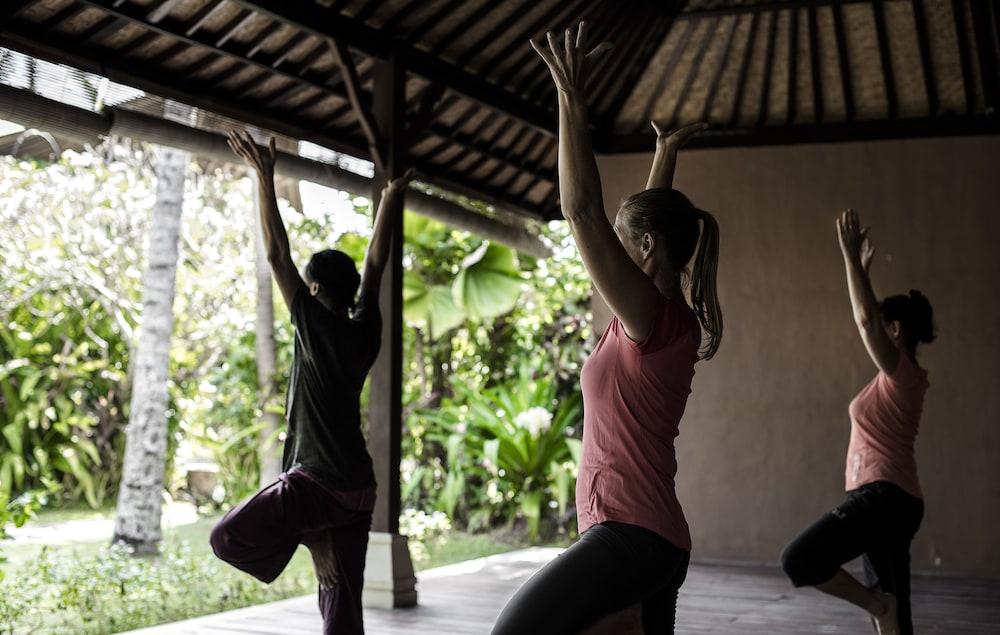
209, 521, 233, 560
780, 542, 834, 588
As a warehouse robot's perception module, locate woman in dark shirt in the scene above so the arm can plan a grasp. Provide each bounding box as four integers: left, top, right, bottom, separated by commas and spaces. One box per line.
210, 130, 415, 635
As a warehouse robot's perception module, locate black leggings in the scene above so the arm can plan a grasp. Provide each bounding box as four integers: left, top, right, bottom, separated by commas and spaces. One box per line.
781, 481, 924, 635
491, 521, 690, 635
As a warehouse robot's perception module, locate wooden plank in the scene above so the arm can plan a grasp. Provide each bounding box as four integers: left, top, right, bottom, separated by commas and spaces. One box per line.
699, 14, 739, 123
728, 12, 760, 127
951, 0, 975, 114
669, 16, 721, 128
831, 2, 855, 121
635, 18, 697, 132
807, 6, 823, 123
872, 0, 898, 118
786, 8, 798, 124
910, 0, 939, 116
118, 549, 1000, 635
969, 0, 999, 114
755, 11, 779, 127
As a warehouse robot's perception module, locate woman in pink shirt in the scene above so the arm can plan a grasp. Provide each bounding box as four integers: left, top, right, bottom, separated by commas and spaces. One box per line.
493, 22, 722, 635
781, 209, 935, 635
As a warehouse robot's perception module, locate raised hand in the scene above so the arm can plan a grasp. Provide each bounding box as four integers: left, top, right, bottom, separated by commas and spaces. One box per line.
227, 129, 276, 178
530, 21, 612, 99
836, 209, 870, 263
381, 167, 418, 199
652, 121, 709, 151
860, 232, 875, 272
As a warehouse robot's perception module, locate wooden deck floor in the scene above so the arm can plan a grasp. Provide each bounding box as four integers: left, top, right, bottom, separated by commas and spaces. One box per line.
124, 547, 1000, 634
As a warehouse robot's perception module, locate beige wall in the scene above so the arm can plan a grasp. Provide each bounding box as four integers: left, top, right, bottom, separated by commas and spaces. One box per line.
595, 135, 1000, 578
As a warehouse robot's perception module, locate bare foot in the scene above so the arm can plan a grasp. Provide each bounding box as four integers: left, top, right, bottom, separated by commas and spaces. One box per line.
871, 591, 898, 635
304, 531, 338, 591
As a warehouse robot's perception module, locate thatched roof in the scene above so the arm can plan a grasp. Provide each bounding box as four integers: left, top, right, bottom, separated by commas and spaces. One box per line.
1, 0, 997, 220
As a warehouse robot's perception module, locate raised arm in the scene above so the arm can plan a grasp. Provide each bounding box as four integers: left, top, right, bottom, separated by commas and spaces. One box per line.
357, 168, 417, 310
532, 23, 662, 340
645, 121, 708, 191
837, 209, 899, 374
228, 130, 304, 310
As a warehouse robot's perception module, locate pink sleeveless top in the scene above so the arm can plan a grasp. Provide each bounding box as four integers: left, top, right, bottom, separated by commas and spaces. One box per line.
846, 352, 928, 499
577, 296, 701, 550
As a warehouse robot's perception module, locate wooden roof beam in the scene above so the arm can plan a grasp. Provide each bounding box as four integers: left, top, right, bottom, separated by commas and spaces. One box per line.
910, 0, 939, 116
872, 0, 898, 119
754, 12, 778, 127
227, 0, 557, 136
634, 18, 697, 132
807, 6, 824, 123
831, 3, 856, 122
599, 11, 673, 128
677, 0, 875, 19
670, 16, 721, 129
969, 0, 999, 114
329, 38, 384, 169
699, 14, 738, 123
951, 0, 975, 114
728, 12, 760, 127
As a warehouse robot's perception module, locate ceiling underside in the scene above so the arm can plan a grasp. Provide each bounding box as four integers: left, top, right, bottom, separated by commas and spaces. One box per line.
1, 0, 997, 220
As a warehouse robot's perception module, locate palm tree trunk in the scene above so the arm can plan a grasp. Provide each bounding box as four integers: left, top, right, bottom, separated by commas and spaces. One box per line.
112, 100, 191, 554
254, 178, 282, 487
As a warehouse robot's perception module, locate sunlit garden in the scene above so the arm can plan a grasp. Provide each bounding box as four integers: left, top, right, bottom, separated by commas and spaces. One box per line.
0, 139, 592, 633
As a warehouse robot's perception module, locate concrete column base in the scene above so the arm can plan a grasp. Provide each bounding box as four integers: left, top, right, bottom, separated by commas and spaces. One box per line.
363, 532, 417, 608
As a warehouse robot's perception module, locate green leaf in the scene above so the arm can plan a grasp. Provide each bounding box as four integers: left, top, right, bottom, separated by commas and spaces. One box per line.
2, 424, 23, 456
403, 273, 466, 339
452, 242, 523, 320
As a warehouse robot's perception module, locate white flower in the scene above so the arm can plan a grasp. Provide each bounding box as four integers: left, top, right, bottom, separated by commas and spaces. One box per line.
514, 407, 553, 437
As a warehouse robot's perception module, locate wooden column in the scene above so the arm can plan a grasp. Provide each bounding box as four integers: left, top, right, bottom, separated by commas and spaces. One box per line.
364, 51, 417, 609
369, 52, 404, 535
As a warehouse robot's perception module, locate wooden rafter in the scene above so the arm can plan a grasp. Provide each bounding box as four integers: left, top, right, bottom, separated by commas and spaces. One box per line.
485, 0, 590, 88
872, 0, 898, 119
910, 0, 939, 116
695, 14, 737, 123
407, 0, 467, 45
226, 0, 558, 135
525, 0, 625, 105
969, 0, 999, 114
786, 8, 799, 124
571, 2, 648, 104
428, 1, 503, 57
451, 0, 536, 70
329, 38, 384, 169
729, 12, 760, 127
405, 83, 448, 146
678, 0, 875, 20
669, 16, 721, 128
755, 12, 778, 127
807, 6, 823, 123
602, 115, 1000, 152
831, 3, 856, 121
600, 12, 673, 127
635, 18, 697, 131
951, 0, 975, 114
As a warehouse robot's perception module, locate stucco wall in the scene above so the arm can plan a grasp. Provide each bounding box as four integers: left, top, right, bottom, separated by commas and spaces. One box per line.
594, 135, 1000, 577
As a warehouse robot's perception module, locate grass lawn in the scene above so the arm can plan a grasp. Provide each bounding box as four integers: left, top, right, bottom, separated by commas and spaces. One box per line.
0, 511, 544, 634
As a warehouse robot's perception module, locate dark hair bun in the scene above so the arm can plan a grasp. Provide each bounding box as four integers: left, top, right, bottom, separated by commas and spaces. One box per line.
907, 289, 936, 344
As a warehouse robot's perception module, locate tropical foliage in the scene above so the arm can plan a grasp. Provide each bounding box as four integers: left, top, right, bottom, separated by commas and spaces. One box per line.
1, 142, 594, 543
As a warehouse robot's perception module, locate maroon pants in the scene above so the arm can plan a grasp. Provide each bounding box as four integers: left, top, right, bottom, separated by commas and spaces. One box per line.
210, 469, 376, 634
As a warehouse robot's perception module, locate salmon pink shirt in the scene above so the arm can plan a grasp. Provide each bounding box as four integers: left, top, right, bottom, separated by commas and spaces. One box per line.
577, 296, 701, 551
846, 352, 929, 499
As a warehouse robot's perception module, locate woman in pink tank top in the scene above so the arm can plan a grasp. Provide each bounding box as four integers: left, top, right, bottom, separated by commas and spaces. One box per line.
493, 22, 723, 635
781, 209, 935, 635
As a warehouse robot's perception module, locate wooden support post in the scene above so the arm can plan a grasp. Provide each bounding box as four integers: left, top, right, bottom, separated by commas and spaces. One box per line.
363, 52, 417, 610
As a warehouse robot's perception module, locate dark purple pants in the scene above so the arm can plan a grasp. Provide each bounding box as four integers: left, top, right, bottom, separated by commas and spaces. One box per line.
210, 469, 376, 634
